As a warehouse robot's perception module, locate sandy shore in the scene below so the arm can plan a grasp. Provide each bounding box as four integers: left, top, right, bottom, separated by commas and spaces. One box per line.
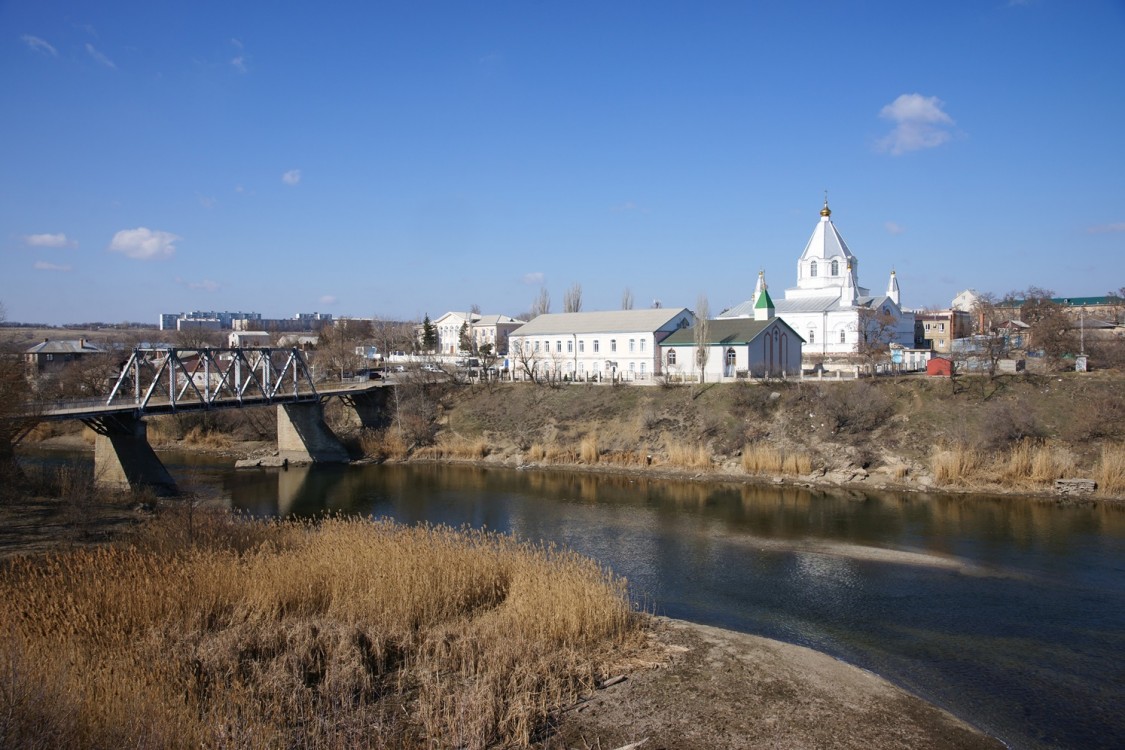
543, 617, 1004, 750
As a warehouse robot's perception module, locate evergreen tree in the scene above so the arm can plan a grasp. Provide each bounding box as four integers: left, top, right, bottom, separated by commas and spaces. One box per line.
422, 314, 438, 352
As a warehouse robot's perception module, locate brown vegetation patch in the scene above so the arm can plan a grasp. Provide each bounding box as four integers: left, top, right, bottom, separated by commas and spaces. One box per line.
0, 513, 641, 749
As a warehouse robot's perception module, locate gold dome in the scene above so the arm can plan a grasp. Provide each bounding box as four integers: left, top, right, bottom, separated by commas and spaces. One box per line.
820, 197, 831, 217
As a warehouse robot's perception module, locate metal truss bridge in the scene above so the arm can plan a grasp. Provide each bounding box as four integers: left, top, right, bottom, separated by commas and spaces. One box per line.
35, 346, 386, 428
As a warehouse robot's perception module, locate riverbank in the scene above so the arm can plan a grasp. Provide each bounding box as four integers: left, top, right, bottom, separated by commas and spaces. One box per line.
0, 493, 1004, 749
402, 371, 1125, 503
545, 618, 1004, 750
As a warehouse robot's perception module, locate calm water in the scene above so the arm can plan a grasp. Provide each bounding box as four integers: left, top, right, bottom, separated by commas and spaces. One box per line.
22, 449, 1125, 750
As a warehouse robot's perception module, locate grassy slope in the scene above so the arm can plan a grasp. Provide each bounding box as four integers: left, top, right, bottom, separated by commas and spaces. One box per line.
433, 371, 1125, 496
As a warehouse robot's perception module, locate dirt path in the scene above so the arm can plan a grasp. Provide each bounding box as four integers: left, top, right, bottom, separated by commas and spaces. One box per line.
543, 618, 1004, 750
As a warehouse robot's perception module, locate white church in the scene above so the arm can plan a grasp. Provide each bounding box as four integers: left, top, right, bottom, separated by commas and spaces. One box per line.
721, 199, 915, 369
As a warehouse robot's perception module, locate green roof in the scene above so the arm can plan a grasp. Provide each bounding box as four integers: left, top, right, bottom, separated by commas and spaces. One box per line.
754, 288, 775, 309
660, 317, 804, 347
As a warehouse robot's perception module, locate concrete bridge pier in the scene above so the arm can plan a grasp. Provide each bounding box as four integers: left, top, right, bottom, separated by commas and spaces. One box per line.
339, 389, 391, 430
90, 414, 178, 494
277, 402, 350, 464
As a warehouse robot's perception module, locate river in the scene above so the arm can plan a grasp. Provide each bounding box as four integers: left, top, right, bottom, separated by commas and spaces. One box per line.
21, 449, 1125, 750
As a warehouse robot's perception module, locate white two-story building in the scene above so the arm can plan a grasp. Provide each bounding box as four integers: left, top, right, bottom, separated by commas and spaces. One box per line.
508, 308, 695, 382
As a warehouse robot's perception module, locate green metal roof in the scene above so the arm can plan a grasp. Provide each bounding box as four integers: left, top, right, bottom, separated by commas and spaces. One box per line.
660, 317, 804, 347
754, 288, 775, 309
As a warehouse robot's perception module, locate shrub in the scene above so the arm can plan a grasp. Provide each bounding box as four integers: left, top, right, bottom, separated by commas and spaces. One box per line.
817, 382, 892, 435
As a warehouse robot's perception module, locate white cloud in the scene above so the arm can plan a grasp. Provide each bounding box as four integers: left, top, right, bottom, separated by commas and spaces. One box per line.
521, 272, 545, 285
884, 221, 905, 235
23, 232, 74, 248
22, 35, 57, 56
198, 194, 217, 209
85, 43, 116, 69
231, 55, 247, 73
34, 261, 71, 272
1087, 222, 1125, 234
613, 200, 648, 213
876, 93, 955, 155
189, 279, 220, 292
108, 227, 181, 260
282, 169, 302, 186
319, 294, 337, 305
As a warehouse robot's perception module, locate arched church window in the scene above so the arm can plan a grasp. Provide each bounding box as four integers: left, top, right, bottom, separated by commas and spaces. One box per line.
839, 329, 846, 343
726, 348, 736, 366
667, 349, 677, 366
808, 330, 815, 344
831, 260, 839, 276
810, 261, 817, 278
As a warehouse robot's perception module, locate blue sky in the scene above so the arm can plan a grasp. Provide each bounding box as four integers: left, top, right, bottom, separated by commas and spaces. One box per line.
2, 1, 1123, 325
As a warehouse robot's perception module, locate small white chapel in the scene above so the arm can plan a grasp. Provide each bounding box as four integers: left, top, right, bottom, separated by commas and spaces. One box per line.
720, 198, 915, 367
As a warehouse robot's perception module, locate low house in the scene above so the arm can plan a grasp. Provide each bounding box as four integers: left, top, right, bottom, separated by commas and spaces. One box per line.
228, 331, 272, 348
658, 290, 803, 381
508, 308, 694, 382
24, 338, 105, 375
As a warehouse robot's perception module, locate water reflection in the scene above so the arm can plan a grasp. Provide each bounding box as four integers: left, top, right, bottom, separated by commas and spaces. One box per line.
17, 449, 1125, 750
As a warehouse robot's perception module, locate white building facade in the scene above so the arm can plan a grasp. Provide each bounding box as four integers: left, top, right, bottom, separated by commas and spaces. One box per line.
721, 200, 914, 368
433, 312, 524, 355
508, 308, 694, 382
659, 292, 804, 381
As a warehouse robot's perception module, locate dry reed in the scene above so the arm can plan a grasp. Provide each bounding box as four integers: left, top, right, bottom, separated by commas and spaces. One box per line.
665, 441, 711, 469
1097, 444, 1125, 496
579, 435, 600, 464
0, 514, 641, 750
931, 444, 982, 484
359, 428, 410, 460
741, 445, 811, 476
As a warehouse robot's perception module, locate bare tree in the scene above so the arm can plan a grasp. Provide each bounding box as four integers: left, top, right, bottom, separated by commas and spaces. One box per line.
314, 319, 372, 381
563, 282, 583, 313
531, 287, 552, 318
854, 304, 899, 375
173, 326, 224, 350
621, 288, 634, 310
694, 294, 710, 384
371, 316, 414, 360
0, 303, 37, 479
511, 339, 542, 384
469, 302, 481, 316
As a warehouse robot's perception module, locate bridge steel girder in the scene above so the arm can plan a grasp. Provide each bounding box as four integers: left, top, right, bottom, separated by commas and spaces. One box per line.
105, 346, 318, 414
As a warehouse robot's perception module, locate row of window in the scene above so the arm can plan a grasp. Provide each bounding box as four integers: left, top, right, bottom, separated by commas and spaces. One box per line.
803, 330, 850, 344
532, 360, 649, 374
521, 337, 648, 354
808, 259, 843, 278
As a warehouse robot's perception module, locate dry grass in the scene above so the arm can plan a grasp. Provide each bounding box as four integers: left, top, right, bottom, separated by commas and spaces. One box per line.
413, 435, 490, 460
359, 428, 410, 461
931, 444, 982, 485
1097, 444, 1125, 496
741, 445, 811, 476
579, 435, 600, 464
179, 425, 231, 449
997, 441, 1077, 485
0, 513, 641, 749
664, 441, 711, 470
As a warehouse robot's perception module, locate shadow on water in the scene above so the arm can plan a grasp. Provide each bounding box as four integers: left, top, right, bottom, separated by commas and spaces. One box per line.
17, 449, 1125, 750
